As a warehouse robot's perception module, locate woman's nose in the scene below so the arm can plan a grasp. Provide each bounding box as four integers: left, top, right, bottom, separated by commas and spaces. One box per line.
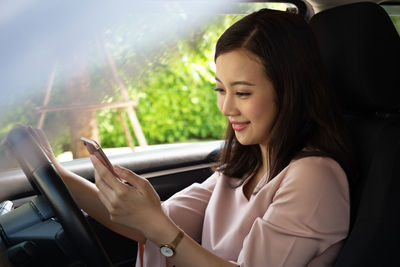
220, 94, 238, 117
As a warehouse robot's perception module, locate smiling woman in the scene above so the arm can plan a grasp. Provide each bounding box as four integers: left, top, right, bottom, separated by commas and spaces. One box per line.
1, 1, 399, 267
214, 8, 353, 187
215, 49, 277, 148
133, 8, 353, 267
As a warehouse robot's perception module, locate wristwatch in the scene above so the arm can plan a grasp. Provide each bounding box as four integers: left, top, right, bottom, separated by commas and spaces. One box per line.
160, 228, 184, 257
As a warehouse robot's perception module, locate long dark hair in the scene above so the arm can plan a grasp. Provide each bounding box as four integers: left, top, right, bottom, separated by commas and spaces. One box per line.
214, 9, 353, 185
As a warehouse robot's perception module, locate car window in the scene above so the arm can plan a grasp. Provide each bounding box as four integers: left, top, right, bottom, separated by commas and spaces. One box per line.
382, 4, 400, 34
0, 1, 297, 171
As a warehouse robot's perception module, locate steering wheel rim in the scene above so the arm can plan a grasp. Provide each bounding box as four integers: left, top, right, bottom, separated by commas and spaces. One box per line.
3, 125, 112, 267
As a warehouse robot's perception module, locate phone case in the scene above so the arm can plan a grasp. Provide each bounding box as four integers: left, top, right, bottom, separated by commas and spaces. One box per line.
80, 137, 120, 178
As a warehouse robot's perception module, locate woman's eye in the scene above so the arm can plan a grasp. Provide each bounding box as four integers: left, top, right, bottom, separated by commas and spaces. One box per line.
214, 88, 225, 94
236, 92, 251, 97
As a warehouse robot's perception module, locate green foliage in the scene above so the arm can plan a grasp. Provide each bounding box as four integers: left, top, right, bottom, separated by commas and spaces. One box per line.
2, 3, 397, 168
0, 15, 241, 169
390, 16, 400, 34
98, 15, 243, 147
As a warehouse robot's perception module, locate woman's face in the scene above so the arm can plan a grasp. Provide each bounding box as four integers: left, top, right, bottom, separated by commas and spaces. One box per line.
216, 49, 277, 147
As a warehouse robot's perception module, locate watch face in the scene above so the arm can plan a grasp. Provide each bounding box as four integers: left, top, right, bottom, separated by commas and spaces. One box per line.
160, 246, 174, 257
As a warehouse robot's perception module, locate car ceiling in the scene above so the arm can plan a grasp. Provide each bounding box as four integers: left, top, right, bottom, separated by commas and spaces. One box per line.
304, 0, 400, 13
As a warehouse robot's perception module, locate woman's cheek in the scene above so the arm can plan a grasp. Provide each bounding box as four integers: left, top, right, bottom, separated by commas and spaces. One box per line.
217, 95, 224, 114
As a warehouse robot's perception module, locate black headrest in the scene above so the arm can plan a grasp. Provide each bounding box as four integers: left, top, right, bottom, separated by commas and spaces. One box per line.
310, 2, 400, 112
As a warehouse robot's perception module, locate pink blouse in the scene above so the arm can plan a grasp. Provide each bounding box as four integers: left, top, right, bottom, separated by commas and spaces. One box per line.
136, 156, 350, 267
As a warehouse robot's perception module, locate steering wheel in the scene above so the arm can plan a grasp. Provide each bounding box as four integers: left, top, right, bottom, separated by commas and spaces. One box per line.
2, 125, 112, 267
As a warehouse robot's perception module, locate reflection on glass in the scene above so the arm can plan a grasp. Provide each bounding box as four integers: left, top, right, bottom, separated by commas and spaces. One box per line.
0, 1, 296, 170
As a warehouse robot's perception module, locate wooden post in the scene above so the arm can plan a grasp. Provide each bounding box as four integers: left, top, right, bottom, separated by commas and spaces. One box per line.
36, 100, 138, 113
118, 108, 135, 150
103, 42, 148, 147
37, 66, 57, 129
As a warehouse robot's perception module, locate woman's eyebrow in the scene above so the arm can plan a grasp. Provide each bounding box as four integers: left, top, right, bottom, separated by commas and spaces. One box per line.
231, 81, 256, 86
215, 77, 255, 86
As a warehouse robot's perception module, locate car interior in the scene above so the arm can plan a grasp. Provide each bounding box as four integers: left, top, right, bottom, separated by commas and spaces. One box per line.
310, 3, 400, 266
0, 0, 399, 266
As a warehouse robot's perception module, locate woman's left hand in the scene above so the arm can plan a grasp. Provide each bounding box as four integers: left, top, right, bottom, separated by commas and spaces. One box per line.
90, 155, 166, 240
92, 155, 237, 267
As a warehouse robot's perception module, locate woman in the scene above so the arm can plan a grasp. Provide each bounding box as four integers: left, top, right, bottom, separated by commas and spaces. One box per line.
31, 8, 352, 267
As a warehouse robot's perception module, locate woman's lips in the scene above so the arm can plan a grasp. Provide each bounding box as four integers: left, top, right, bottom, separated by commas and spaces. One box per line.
231, 121, 250, 131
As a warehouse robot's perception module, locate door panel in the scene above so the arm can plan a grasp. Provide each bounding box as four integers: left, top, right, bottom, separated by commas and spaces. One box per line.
0, 140, 222, 205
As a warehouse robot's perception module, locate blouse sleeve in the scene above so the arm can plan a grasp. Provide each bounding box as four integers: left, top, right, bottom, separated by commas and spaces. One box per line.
235, 157, 350, 267
162, 172, 218, 242
137, 173, 218, 267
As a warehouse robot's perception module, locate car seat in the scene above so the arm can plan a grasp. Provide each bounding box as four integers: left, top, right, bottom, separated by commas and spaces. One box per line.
310, 2, 400, 266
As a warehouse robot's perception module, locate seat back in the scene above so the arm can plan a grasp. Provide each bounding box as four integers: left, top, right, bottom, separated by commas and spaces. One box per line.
310, 3, 400, 266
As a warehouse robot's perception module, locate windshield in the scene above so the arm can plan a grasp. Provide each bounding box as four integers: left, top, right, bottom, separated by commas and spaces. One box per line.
0, 1, 297, 171
383, 5, 400, 33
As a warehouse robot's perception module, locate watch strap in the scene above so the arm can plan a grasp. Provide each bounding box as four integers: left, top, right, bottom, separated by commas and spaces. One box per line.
160, 228, 184, 257
169, 228, 184, 249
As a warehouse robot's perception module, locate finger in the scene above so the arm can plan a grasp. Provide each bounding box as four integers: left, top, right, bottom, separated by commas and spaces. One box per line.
91, 155, 125, 191
27, 125, 37, 137
98, 189, 126, 222
93, 165, 114, 193
92, 157, 140, 207
28, 128, 45, 151
98, 187, 122, 221
94, 169, 130, 219
94, 168, 112, 193
35, 129, 51, 149
28, 127, 49, 149
27, 126, 42, 142
114, 165, 145, 188
94, 168, 120, 205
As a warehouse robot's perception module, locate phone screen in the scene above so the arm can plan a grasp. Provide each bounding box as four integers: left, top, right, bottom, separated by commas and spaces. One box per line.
80, 137, 120, 178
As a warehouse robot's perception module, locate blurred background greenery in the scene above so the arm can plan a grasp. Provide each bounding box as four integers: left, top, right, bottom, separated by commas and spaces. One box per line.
0, 14, 244, 169
0, 2, 398, 171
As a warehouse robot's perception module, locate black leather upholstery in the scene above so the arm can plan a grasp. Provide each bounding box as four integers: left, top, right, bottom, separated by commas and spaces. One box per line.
310, 2, 400, 266
311, 2, 400, 112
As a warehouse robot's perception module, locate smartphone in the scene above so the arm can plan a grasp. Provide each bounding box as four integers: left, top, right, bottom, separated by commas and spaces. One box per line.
80, 137, 120, 178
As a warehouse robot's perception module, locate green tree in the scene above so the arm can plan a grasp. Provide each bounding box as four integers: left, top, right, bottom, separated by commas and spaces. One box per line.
97, 15, 243, 147
0, 15, 242, 170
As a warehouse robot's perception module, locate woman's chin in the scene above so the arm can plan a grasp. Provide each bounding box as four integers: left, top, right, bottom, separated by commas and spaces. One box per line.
235, 137, 254, 146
